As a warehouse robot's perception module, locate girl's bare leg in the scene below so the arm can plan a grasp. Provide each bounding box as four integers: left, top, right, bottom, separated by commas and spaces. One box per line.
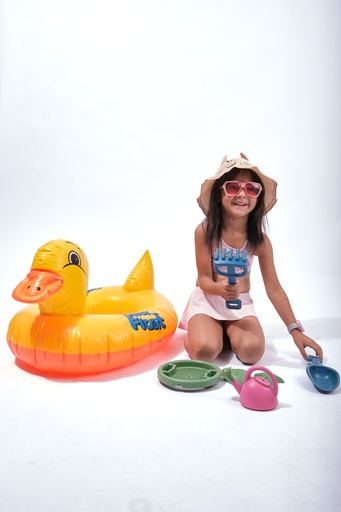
226, 316, 265, 364
185, 314, 224, 361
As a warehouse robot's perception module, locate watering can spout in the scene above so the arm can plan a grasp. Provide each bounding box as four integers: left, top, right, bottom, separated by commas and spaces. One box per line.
221, 367, 242, 393
221, 366, 247, 395
232, 380, 242, 394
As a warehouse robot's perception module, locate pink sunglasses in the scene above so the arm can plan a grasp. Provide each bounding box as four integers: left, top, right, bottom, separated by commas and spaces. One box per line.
221, 181, 262, 198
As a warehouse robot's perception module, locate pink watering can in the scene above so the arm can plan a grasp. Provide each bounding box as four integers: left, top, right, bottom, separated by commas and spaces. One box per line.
230, 365, 279, 411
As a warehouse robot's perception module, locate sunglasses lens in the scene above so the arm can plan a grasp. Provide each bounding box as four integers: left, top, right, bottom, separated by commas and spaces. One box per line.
245, 183, 261, 197
224, 182, 241, 195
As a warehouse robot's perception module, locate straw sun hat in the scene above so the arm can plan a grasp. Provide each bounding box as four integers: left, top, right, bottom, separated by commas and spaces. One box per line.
197, 155, 278, 216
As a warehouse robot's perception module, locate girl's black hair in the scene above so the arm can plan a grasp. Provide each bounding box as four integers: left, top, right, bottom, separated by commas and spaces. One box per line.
205, 167, 267, 252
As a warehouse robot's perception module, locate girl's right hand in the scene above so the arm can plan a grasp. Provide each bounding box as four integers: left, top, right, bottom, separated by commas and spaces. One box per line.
215, 279, 241, 301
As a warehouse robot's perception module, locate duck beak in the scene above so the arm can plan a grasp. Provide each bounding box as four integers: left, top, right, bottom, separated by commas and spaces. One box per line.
12, 269, 64, 303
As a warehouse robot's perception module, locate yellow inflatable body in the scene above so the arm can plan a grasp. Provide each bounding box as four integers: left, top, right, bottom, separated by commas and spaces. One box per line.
7, 240, 178, 374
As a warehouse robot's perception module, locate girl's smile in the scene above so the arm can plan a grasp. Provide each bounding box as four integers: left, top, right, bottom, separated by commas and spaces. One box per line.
232, 200, 249, 209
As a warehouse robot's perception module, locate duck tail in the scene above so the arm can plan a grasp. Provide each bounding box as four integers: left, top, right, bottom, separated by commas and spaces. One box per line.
123, 250, 154, 291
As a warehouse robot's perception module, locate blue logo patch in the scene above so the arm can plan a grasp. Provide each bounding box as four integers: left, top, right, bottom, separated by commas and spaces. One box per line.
125, 311, 166, 331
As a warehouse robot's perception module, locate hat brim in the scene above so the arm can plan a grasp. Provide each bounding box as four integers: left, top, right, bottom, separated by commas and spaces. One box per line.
197, 156, 277, 216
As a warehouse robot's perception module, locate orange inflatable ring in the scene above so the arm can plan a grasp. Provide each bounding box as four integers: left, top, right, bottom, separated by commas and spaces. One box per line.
7, 240, 178, 374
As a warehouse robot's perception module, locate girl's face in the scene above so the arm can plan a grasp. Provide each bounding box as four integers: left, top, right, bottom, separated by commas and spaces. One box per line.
220, 172, 258, 218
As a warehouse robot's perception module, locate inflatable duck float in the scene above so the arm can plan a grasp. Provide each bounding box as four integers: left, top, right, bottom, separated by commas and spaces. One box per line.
7, 239, 178, 374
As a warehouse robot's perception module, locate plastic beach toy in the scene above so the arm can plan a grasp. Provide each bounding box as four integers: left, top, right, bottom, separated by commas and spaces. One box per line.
7, 240, 177, 374
157, 360, 222, 390
223, 365, 279, 411
213, 248, 248, 309
305, 356, 340, 393
157, 360, 284, 401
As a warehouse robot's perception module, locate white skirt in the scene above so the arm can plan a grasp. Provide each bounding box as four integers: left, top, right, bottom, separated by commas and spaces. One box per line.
179, 286, 257, 330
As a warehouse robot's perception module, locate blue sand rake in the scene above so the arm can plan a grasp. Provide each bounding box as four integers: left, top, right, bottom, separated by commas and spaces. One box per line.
213, 248, 248, 310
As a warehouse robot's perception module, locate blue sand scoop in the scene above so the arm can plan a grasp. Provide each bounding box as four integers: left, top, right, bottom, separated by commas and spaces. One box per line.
305, 355, 340, 393
213, 248, 248, 310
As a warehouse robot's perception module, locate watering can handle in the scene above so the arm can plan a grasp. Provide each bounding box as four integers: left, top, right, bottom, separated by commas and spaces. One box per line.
244, 365, 279, 396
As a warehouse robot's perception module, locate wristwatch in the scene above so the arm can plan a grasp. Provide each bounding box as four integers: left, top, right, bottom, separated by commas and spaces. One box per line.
287, 320, 305, 334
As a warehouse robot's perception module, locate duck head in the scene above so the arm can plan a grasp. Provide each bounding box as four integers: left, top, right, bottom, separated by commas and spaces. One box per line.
12, 240, 89, 315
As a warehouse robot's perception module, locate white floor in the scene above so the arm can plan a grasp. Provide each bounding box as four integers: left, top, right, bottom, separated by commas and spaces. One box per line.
1, 318, 340, 512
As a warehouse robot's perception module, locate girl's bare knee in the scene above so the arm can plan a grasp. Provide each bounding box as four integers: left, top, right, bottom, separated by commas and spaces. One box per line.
227, 318, 265, 365
186, 336, 223, 362
232, 338, 265, 365
186, 315, 224, 362
238, 347, 264, 365
187, 343, 220, 362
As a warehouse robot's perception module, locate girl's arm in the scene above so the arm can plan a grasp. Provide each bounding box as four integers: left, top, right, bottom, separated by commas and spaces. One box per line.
194, 223, 240, 302
257, 234, 323, 360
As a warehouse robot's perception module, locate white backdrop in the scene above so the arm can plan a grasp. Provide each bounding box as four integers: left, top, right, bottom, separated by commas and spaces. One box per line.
1, 3, 341, 512
1, 0, 340, 328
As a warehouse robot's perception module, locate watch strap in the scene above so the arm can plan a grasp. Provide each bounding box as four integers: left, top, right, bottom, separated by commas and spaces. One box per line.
287, 321, 304, 334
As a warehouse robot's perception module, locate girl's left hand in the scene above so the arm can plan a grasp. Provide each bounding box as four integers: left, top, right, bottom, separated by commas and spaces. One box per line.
291, 330, 323, 360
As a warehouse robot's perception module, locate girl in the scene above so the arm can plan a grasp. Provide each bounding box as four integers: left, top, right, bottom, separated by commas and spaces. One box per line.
179, 153, 323, 365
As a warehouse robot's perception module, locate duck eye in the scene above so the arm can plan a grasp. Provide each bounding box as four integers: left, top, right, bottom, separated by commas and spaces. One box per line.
68, 251, 81, 266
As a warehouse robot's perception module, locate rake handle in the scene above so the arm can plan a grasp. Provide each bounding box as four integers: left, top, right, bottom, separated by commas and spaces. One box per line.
225, 275, 242, 309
